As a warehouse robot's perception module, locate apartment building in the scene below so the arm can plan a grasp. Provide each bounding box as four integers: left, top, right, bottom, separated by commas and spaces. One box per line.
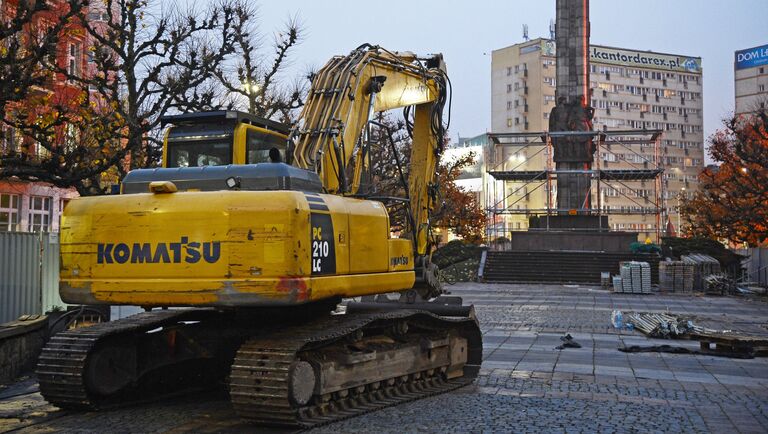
490, 38, 704, 240
735, 43, 768, 117
0, 1, 115, 232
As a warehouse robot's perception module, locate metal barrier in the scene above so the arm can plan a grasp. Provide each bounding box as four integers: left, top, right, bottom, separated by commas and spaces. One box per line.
739, 248, 768, 286
0, 232, 64, 323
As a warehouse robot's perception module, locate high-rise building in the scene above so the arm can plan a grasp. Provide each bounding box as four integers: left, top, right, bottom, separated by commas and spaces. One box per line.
490, 38, 704, 239
734, 43, 768, 117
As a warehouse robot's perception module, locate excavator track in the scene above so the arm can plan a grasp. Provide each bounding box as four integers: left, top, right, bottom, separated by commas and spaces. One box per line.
37, 308, 234, 410
229, 310, 482, 428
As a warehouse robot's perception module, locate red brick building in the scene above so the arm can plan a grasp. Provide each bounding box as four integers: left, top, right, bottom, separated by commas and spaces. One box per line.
0, 0, 108, 232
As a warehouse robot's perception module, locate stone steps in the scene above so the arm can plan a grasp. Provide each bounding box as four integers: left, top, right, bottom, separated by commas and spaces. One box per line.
482, 251, 660, 284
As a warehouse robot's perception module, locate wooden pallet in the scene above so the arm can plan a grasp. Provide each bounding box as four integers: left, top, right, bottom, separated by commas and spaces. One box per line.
691, 332, 768, 357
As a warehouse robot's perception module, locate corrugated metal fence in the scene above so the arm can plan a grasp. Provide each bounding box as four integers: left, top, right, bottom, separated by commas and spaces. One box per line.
0, 232, 64, 324
741, 247, 768, 286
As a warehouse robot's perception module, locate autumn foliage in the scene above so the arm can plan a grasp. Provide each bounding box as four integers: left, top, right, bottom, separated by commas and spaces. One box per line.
432, 153, 486, 244
368, 116, 485, 244
681, 110, 768, 247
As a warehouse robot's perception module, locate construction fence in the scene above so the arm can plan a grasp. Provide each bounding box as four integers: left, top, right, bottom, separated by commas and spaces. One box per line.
0, 232, 65, 324
739, 247, 768, 286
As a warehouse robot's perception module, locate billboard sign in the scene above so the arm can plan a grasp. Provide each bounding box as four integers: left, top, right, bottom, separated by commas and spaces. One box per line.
539, 40, 701, 73
590, 46, 701, 73
735, 44, 768, 70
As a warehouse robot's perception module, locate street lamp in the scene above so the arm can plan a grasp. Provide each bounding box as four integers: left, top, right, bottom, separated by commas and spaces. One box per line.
243, 81, 261, 95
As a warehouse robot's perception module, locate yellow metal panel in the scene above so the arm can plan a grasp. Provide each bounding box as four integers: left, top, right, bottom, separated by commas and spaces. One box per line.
318, 195, 350, 275
387, 238, 413, 272
161, 128, 170, 168
60, 191, 308, 283
59, 189, 415, 308
232, 124, 247, 164
62, 271, 414, 307
345, 198, 389, 274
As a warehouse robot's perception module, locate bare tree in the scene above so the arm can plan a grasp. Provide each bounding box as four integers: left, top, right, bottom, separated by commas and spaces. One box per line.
214, 2, 305, 123
1, 0, 309, 195
76, 0, 246, 170
1, 0, 246, 194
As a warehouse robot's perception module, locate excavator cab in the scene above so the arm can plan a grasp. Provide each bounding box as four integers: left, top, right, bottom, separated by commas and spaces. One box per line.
160, 111, 290, 168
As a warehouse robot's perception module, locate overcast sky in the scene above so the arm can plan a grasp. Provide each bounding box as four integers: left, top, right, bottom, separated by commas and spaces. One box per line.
253, 0, 766, 146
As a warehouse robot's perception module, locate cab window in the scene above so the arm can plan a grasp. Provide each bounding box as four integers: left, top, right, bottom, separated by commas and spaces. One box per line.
246, 129, 286, 163
168, 140, 232, 167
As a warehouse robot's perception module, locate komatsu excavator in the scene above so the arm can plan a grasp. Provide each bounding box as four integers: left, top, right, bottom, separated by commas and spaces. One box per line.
37, 44, 482, 427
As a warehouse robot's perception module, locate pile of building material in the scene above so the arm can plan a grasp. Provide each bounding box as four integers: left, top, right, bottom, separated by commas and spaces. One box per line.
703, 273, 736, 295
623, 311, 768, 357
682, 254, 721, 290
624, 312, 702, 338
659, 261, 694, 293
613, 261, 651, 294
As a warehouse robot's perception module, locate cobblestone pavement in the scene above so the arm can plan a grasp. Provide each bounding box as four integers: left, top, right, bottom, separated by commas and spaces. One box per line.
2, 283, 767, 433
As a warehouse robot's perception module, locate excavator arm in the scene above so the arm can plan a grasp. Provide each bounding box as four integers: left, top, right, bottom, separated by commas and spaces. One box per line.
292, 44, 449, 258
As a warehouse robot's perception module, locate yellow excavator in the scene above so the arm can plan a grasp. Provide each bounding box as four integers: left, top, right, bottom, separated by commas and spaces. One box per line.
37, 44, 481, 427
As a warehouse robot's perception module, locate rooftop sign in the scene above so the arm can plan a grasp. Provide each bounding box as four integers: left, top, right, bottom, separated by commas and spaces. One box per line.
735, 44, 768, 70
537, 40, 702, 73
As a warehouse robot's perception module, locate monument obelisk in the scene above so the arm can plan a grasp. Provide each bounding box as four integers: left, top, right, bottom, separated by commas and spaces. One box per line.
549, 0, 596, 212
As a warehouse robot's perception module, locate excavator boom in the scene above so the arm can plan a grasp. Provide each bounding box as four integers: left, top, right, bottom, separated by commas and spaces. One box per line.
293, 45, 449, 258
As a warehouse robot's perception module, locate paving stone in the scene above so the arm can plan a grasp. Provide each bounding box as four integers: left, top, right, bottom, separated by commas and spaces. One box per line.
2, 282, 767, 433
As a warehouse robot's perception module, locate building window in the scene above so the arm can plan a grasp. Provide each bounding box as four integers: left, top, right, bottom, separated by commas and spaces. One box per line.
68, 42, 82, 79
507, 118, 513, 128
506, 84, 512, 93
506, 67, 512, 76
759, 84, 766, 92
28, 196, 52, 232
0, 194, 21, 231
1, 125, 22, 154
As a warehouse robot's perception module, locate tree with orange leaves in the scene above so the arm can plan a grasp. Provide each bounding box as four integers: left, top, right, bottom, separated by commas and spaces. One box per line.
368, 115, 485, 244
432, 152, 486, 244
681, 109, 768, 246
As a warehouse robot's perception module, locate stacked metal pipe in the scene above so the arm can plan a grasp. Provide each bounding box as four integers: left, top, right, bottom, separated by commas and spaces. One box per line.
623, 312, 722, 338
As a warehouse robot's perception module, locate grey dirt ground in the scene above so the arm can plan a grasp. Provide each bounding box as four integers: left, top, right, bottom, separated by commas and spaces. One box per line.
1, 283, 767, 433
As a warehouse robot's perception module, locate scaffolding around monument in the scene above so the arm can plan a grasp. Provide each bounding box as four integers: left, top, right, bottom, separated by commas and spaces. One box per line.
484, 129, 667, 244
